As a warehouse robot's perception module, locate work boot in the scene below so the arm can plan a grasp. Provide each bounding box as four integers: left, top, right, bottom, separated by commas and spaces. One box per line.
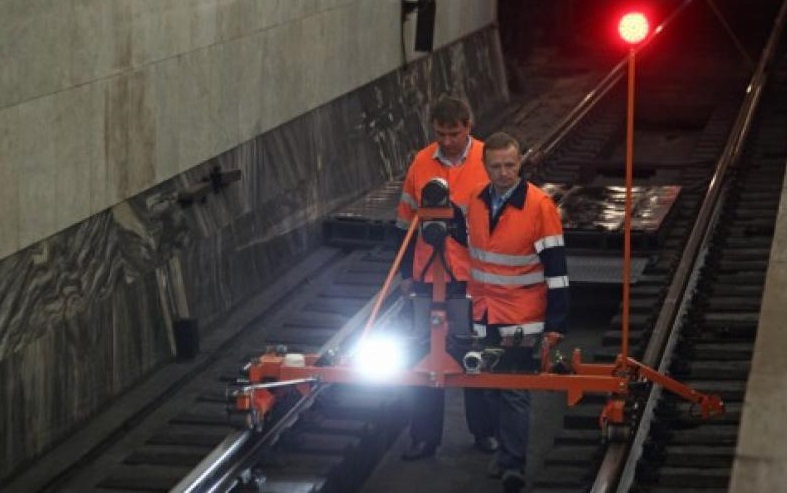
474, 435, 499, 453
400, 440, 437, 461
502, 469, 525, 493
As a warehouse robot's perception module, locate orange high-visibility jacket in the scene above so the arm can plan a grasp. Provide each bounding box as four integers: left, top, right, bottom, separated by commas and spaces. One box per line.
396, 138, 488, 282
465, 181, 569, 330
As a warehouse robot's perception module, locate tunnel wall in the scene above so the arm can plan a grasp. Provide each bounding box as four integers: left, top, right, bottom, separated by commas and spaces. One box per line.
0, 26, 509, 481
0, 0, 496, 261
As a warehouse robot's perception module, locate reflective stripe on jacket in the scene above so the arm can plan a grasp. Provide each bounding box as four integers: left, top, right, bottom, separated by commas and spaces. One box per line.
466, 181, 567, 326
396, 138, 488, 282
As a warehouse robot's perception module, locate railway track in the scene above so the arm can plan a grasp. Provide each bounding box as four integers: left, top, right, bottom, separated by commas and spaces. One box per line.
534, 2, 787, 493
7, 2, 785, 493
2, 246, 409, 493
626, 18, 787, 493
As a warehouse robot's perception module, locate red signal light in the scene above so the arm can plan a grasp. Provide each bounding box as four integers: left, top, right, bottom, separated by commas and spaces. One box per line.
618, 12, 649, 45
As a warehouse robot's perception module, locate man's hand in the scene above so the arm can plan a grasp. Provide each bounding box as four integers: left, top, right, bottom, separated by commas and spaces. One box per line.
399, 278, 414, 296
540, 331, 566, 373
542, 331, 564, 350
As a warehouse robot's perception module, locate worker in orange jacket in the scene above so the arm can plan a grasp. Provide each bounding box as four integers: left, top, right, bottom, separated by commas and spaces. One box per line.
396, 95, 497, 461
453, 132, 569, 493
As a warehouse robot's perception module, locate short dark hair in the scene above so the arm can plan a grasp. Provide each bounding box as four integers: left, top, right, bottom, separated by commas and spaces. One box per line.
430, 96, 472, 126
482, 131, 521, 160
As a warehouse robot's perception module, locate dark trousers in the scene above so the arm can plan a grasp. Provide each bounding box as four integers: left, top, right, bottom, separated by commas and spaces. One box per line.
408, 386, 495, 445
481, 329, 540, 473
487, 387, 531, 472
409, 387, 444, 445
407, 281, 494, 445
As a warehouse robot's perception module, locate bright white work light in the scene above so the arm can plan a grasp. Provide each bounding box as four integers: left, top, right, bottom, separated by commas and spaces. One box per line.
352, 334, 406, 380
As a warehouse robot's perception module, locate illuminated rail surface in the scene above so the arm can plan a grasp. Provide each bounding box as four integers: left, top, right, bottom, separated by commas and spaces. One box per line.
12, 2, 786, 493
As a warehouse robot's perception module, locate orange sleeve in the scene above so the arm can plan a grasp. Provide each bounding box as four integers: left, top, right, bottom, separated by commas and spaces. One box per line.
396, 161, 419, 230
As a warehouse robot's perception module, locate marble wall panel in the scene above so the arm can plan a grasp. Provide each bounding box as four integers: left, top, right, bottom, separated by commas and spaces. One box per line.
67, 0, 132, 87
107, 70, 158, 201
88, 80, 109, 215
258, 26, 290, 134
3, 328, 64, 470
131, 0, 191, 67
348, 1, 402, 96
0, 272, 170, 477
0, 107, 20, 256
150, 58, 183, 183
434, 0, 497, 49
55, 85, 96, 228
189, 0, 219, 52
126, 68, 166, 198
317, 6, 353, 103
0, 4, 20, 110
0, 351, 10, 469
0, 25, 139, 253
0, 28, 508, 481
178, 48, 215, 174
217, 0, 257, 42
0, 0, 68, 110
211, 40, 242, 158
17, 95, 58, 248
266, 18, 310, 130
237, 33, 266, 143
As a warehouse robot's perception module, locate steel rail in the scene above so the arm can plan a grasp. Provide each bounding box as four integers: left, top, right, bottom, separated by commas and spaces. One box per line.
592, 0, 787, 491
170, 258, 407, 493
169, 430, 254, 493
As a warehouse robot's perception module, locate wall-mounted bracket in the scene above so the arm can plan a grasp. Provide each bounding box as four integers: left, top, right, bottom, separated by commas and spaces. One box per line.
401, 0, 423, 20
401, 0, 436, 52
177, 165, 242, 207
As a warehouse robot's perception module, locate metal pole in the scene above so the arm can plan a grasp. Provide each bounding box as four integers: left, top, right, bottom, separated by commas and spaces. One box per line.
360, 216, 420, 341
622, 47, 635, 362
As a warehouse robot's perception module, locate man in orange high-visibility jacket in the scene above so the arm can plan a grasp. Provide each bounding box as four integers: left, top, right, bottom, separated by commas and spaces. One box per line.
396, 96, 497, 461
454, 132, 569, 493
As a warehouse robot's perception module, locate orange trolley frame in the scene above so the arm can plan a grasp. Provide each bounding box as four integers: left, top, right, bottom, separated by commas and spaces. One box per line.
233, 206, 724, 431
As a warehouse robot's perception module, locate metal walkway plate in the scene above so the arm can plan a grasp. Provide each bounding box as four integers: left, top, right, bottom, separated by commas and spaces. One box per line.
566, 255, 650, 284
323, 181, 401, 247
324, 181, 680, 256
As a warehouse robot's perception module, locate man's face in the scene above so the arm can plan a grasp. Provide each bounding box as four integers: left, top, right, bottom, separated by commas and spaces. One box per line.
484, 145, 522, 193
433, 120, 470, 160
